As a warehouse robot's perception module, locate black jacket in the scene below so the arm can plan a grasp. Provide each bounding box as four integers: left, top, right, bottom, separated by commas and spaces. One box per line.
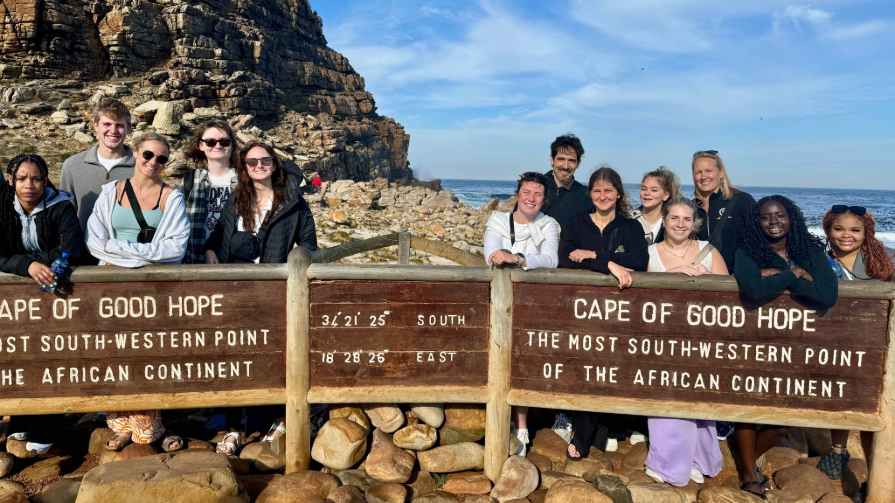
206, 174, 318, 264
0, 190, 84, 277
558, 213, 649, 273
733, 246, 838, 309
695, 189, 755, 269
542, 170, 592, 231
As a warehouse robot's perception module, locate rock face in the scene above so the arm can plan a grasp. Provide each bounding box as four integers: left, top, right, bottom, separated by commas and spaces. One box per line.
0, 0, 410, 181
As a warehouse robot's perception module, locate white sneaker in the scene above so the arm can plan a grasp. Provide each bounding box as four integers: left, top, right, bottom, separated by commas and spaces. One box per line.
689, 467, 705, 484
25, 441, 52, 455
645, 467, 665, 483
605, 437, 619, 452
629, 432, 646, 445
552, 414, 573, 444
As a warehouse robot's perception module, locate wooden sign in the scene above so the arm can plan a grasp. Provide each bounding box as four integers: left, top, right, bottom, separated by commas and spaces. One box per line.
0, 280, 286, 397
309, 280, 490, 387
512, 284, 888, 413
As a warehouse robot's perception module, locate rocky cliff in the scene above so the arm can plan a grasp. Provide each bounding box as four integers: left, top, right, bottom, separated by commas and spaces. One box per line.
0, 0, 410, 181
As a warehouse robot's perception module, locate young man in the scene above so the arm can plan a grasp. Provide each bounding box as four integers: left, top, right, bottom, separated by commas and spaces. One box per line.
542, 134, 591, 230
61, 98, 135, 230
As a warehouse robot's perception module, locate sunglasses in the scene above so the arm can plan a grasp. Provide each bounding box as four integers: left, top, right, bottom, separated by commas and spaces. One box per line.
142, 150, 169, 165
200, 138, 232, 148
831, 204, 867, 216
693, 149, 719, 158
245, 157, 274, 168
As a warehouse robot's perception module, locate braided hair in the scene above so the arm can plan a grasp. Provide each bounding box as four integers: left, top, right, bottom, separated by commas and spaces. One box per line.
2, 154, 58, 249
741, 195, 823, 268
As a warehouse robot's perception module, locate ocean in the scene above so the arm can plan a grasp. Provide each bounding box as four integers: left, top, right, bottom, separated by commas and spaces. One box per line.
441, 179, 895, 248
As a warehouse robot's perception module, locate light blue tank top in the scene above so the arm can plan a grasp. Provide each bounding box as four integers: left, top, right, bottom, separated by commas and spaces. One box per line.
112, 204, 163, 242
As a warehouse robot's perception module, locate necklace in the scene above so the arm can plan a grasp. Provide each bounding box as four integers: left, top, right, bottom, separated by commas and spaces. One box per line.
663, 240, 692, 259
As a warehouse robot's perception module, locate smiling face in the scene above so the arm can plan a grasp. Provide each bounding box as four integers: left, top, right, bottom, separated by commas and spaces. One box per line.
199, 127, 233, 163
244, 145, 276, 183
759, 200, 791, 242
692, 157, 721, 195
516, 180, 545, 220
590, 179, 619, 213
663, 203, 696, 243
136, 140, 170, 180
551, 147, 579, 187
13, 161, 46, 211
640, 176, 670, 211
93, 113, 130, 153
828, 213, 865, 255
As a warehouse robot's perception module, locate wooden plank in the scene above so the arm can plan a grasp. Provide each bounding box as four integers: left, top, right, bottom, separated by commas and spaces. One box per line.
308, 385, 487, 404
307, 264, 491, 282
867, 300, 895, 503
311, 280, 489, 304
0, 264, 287, 284
286, 248, 312, 473
310, 303, 489, 329
485, 268, 512, 481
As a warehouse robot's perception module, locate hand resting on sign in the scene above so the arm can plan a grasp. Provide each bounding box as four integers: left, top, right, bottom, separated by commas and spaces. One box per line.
568, 249, 596, 263
489, 249, 522, 267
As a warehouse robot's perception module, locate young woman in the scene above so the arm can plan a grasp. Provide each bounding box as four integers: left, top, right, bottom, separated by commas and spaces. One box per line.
0, 154, 84, 455
85, 132, 189, 452
692, 150, 755, 269
633, 167, 679, 245
644, 197, 727, 486
483, 171, 560, 455
559, 166, 648, 458
818, 205, 893, 480
181, 120, 240, 263
732, 195, 838, 496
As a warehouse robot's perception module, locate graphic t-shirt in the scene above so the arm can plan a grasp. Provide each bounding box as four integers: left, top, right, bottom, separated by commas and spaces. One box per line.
205, 169, 236, 235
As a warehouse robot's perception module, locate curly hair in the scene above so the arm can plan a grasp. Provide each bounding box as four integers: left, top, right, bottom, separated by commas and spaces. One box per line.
550, 134, 584, 163
587, 165, 632, 218
234, 142, 287, 234
741, 195, 823, 267
1, 154, 58, 247
183, 119, 241, 169
823, 209, 894, 281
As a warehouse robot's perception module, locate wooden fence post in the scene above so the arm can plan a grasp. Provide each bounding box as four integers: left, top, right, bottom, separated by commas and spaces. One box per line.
286, 248, 312, 472
398, 231, 411, 265
485, 267, 513, 481
867, 299, 895, 502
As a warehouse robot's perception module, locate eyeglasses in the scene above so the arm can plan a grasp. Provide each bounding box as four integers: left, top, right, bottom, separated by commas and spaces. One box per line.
200, 138, 232, 148
693, 150, 719, 158
245, 157, 274, 168
831, 204, 867, 216
142, 150, 169, 165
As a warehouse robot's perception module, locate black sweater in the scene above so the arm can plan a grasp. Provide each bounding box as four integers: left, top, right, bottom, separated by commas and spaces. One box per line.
0, 192, 84, 277
695, 189, 755, 269
558, 213, 649, 273
542, 170, 593, 231
733, 246, 838, 309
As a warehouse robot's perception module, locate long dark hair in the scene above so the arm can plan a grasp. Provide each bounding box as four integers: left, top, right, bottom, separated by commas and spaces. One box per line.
823, 209, 894, 281
588, 165, 631, 218
1, 154, 58, 247
234, 142, 287, 233
184, 119, 241, 169
742, 195, 823, 268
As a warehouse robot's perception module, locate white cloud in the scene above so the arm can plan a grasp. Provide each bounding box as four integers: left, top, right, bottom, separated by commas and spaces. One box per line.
828, 20, 889, 40
774, 4, 889, 40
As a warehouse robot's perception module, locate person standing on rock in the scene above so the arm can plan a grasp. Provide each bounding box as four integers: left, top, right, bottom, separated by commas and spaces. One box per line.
60, 98, 135, 233
541, 134, 592, 231
179, 120, 240, 263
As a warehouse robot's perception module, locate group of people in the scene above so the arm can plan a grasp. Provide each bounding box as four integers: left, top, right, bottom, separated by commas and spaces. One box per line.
484, 134, 892, 497
0, 98, 318, 456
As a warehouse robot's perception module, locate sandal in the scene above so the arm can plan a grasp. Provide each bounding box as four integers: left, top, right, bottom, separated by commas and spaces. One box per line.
215, 432, 240, 456
740, 467, 769, 498
161, 435, 183, 452
105, 432, 131, 451
567, 443, 582, 460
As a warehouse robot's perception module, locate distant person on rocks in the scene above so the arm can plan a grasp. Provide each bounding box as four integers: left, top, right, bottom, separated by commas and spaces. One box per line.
542, 133, 592, 230
180, 120, 240, 263
691, 150, 755, 269
643, 197, 726, 487
632, 166, 679, 245
732, 195, 838, 497
818, 204, 894, 483
60, 97, 134, 231
483, 171, 560, 456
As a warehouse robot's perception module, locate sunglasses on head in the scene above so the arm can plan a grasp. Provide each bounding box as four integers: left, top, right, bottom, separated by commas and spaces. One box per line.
245, 156, 274, 168
693, 149, 719, 158
142, 150, 169, 165
831, 204, 867, 216
200, 138, 232, 148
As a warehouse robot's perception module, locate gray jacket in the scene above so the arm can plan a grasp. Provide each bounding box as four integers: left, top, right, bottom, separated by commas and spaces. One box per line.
60, 145, 135, 229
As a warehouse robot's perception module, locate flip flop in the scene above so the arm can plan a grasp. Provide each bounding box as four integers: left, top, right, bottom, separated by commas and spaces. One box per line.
567, 443, 582, 460
215, 432, 240, 456
161, 435, 183, 452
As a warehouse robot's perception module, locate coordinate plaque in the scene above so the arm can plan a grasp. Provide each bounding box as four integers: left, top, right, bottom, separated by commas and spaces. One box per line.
310, 280, 490, 387
0, 280, 286, 397
512, 284, 887, 413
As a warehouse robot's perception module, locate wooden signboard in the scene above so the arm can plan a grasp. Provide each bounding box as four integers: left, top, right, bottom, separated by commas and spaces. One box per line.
512, 284, 888, 413
0, 280, 286, 398
308, 280, 490, 387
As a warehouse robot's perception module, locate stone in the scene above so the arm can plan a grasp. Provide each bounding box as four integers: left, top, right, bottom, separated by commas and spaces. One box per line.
418, 442, 484, 473
366, 482, 408, 503
311, 418, 368, 470
5, 438, 39, 459
74, 131, 94, 143
133, 100, 166, 122
540, 471, 578, 490
817, 495, 852, 503
186, 439, 214, 451
0, 452, 13, 478
364, 429, 416, 483
394, 423, 438, 451
329, 209, 351, 225
365, 406, 405, 433
626, 482, 688, 503
412, 405, 445, 428
0, 119, 22, 129
526, 452, 553, 474
622, 443, 648, 470
842, 457, 868, 497
757, 447, 804, 474
490, 455, 539, 502
327, 485, 366, 503
329, 407, 371, 431
15, 456, 73, 486
75, 451, 247, 503
50, 110, 71, 124
696, 486, 764, 502
239, 441, 285, 472
531, 429, 568, 465
590, 474, 632, 503
98, 442, 159, 465
442, 471, 491, 495
408, 470, 438, 499
151, 100, 190, 135
422, 191, 459, 208
0, 480, 27, 503
334, 469, 373, 491
32, 478, 81, 503
412, 491, 460, 502
562, 456, 612, 477
440, 406, 485, 445
544, 479, 612, 503
88, 428, 116, 456
255, 471, 340, 503
20, 102, 53, 115
772, 464, 834, 501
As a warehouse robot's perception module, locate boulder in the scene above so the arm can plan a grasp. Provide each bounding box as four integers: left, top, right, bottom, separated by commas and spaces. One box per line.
442, 471, 491, 495
334, 469, 373, 491
490, 455, 539, 502
590, 474, 632, 503
412, 405, 445, 428
394, 424, 438, 451
75, 451, 246, 503
151, 100, 189, 135
255, 471, 340, 503
626, 482, 687, 503
327, 485, 366, 503
0, 452, 13, 478
696, 486, 764, 502
439, 406, 485, 445
311, 418, 367, 470
773, 464, 834, 501
540, 471, 578, 491
757, 447, 804, 474
5, 438, 39, 459
366, 482, 408, 503
408, 470, 438, 499
531, 429, 568, 465
412, 491, 460, 502
98, 442, 159, 465
15, 456, 73, 486
418, 443, 484, 473
0, 480, 27, 503
32, 479, 81, 503
544, 479, 612, 503
562, 456, 612, 478
239, 441, 284, 472
365, 406, 405, 433
364, 429, 416, 483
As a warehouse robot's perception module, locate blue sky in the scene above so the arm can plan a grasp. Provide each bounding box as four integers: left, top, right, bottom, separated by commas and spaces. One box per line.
312, 1, 894, 189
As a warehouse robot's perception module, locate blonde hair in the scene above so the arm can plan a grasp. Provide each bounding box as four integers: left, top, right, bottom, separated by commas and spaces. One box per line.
642, 166, 680, 201
691, 151, 733, 199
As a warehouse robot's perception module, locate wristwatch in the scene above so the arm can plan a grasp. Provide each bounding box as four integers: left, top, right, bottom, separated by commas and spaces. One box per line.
515, 253, 527, 268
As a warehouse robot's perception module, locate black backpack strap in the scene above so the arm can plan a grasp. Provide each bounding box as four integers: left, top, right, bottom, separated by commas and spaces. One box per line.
123, 179, 151, 232
182, 169, 195, 200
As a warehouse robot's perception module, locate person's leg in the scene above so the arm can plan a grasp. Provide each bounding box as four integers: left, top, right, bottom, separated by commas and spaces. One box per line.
129, 410, 166, 445
569, 412, 597, 458
860, 431, 873, 465
514, 407, 530, 455
693, 420, 723, 478
818, 429, 851, 479
645, 417, 695, 486
105, 412, 133, 450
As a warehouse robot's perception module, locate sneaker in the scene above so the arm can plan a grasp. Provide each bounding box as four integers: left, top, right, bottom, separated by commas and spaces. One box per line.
689, 467, 705, 484
605, 437, 618, 452
629, 432, 646, 445
715, 421, 735, 440
552, 413, 573, 444
817, 449, 849, 480
516, 428, 529, 457
645, 467, 665, 483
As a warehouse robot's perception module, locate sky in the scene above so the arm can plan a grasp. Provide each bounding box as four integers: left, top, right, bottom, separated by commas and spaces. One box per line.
311, 1, 894, 189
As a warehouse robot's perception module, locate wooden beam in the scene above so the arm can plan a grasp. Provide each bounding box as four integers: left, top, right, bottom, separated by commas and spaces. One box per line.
398, 231, 411, 265
0, 263, 287, 284
867, 300, 895, 502
307, 263, 491, 282
311, 233, 399, 264
307, 385, 488, 404
485, 268, 512, 481
286, 248, 312, 473
409, 236, 484, 266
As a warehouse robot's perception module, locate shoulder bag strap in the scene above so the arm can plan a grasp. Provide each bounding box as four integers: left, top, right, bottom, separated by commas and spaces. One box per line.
123, 179, 151, 232
691, 243, 716, 266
